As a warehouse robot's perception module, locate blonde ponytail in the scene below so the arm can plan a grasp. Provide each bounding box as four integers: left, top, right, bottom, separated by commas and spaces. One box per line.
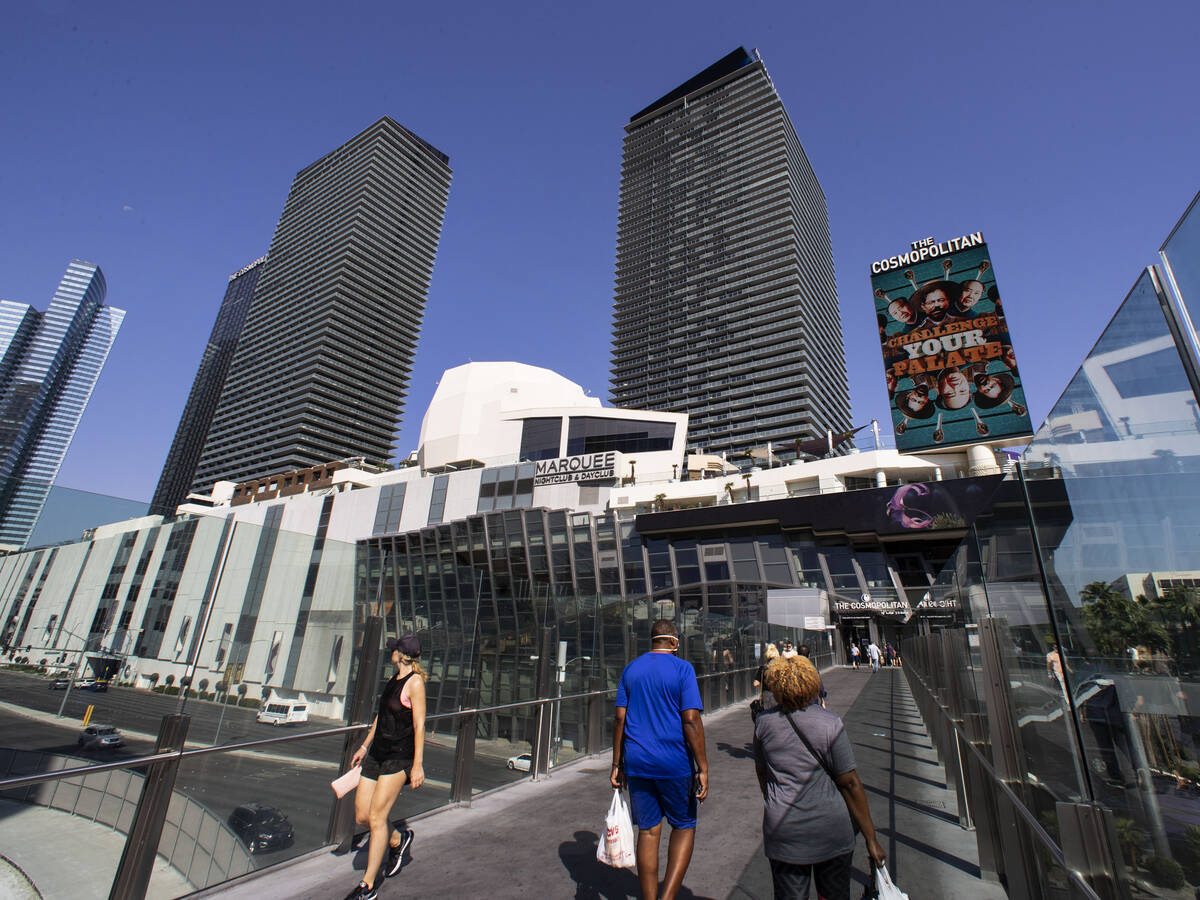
400, 655, 428, 682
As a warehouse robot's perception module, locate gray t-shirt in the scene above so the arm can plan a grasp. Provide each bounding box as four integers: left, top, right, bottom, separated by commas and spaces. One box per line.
753, 704, 856, 864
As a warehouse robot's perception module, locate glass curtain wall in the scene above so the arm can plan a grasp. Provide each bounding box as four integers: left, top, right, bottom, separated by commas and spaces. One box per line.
920, 234, 1200, 894
355, 510, 828, 751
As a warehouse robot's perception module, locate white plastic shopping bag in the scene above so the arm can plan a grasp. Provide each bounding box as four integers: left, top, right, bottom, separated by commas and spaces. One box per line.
875, 865, 910, 900
596, 788, 636, 868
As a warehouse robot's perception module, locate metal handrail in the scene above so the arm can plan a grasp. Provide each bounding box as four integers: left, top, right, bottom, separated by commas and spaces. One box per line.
0, 750, 181, 790
0, 666, 758, 792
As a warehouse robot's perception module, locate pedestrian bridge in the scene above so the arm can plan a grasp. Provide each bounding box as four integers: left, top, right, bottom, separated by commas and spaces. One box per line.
201, 667, 1001, 900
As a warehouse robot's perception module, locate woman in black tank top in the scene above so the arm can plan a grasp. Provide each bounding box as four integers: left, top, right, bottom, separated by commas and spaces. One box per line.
345, 635, 427, 900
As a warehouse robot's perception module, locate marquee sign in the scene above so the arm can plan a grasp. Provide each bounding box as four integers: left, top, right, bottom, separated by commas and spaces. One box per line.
533, 451, 619, 486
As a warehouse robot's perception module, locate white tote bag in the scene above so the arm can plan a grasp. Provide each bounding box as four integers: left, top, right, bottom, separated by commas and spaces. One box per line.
596, 788, 636, 868
875, 865, 910, 900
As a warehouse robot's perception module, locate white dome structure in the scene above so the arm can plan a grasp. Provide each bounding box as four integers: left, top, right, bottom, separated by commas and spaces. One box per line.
417, 362, 601, 472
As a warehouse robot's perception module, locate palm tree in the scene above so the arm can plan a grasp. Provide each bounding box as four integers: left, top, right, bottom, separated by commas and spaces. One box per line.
1115, 816, 1146, 870
1149, 587, 1200, 670
1080, 582, 1168, 658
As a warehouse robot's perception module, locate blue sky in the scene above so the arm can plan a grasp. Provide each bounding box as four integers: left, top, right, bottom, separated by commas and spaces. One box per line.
4, 0, 1199, 502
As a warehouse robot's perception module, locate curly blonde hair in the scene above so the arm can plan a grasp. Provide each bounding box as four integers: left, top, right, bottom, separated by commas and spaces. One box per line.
764, 643, 780, 662
763, 656, 822, 712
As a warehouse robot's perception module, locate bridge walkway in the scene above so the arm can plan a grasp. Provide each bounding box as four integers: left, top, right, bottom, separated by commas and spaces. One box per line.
204, 667, 1004, 899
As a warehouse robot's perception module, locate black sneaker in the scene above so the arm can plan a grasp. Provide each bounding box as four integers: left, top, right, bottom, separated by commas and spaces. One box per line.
350, 831, 370, 850
342, 881, 377, 900
384, 827, 414, 877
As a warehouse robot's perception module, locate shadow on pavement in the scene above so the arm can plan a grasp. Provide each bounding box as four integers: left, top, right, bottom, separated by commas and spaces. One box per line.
715, 741, 754, 760
557, 831, 715, 900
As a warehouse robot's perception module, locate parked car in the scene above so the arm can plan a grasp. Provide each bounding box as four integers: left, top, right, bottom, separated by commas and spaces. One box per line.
48, 676, 71, 690
228, 803, 295, 854
78, 724, 123, 751
79, 679, 109, 692
505, 753, 551, 772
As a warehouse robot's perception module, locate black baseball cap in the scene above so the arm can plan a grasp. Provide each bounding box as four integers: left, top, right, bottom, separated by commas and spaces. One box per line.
386, 634, 421, 657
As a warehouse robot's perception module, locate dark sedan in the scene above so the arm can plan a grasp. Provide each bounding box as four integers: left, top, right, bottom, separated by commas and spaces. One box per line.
228, 803, 295, 854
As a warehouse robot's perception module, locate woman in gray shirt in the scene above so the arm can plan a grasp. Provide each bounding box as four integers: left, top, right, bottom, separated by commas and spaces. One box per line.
754, 656, 886, 898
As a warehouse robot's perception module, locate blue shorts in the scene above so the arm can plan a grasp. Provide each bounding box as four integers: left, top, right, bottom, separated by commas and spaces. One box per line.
627, 775, 697, 830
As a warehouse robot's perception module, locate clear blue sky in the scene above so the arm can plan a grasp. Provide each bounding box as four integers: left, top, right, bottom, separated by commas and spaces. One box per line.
4, 0, 1198, 502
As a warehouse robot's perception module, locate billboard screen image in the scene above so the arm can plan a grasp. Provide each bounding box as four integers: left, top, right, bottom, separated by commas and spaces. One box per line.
871, 234, 1033, 452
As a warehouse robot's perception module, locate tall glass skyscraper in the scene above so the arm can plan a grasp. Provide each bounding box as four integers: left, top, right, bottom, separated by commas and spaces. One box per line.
609, 48, 851, 463
149, 256, 265, 515
191, 117, 453, 491
0, 260, 126, 549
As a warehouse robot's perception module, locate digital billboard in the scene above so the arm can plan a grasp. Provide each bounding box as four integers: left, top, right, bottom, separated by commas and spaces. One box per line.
871, 233, 1033, 452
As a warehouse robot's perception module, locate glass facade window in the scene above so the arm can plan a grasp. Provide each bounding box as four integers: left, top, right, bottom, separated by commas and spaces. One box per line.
788, 537, 824, 588
821, 543, 860, 594
729, 536, 761, 583
674, 539, 700, 588
759, 534, 793, 586
477, 464, 534, 513
427, 475, 449, 525
518, 417, 561, 461
373, 482, 407, 534
565, 417, 675, 455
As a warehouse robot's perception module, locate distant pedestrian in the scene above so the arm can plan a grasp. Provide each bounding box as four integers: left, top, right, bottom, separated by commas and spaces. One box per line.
884, 643, 896, 667
849, 643, 860, 670
867, 641, 882, 673
797, 645, 827, 709
781, 640, 798, 659
612, 619, 709, 900
345, 635, 426, 900
1047, 643, 1073, 693
755, 656, 886, 898
753, 643, 781, 718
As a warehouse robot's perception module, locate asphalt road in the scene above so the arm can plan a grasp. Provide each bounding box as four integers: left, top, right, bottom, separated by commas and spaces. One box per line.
0, 668, 348, 750
0, 670, 528, 872
0, 669, 520, 781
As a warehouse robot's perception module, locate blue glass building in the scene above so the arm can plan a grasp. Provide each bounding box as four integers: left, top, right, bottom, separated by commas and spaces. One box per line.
0, 260, 125, 550
149, 256, 265, 516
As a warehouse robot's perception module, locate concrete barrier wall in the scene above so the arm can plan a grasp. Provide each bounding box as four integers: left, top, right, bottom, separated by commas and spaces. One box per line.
0, 748, 253, 892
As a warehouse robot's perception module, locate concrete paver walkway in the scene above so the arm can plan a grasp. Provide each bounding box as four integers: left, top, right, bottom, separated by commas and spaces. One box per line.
728, 667, 1005, 898
205, 667, 1004, 899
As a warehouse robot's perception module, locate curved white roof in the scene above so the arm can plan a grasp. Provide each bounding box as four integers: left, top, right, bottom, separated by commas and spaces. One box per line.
418, 362, 601, 470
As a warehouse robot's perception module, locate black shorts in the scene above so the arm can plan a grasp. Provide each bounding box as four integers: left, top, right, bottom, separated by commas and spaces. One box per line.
361, 753, 412, 780
769, 852, 853, 899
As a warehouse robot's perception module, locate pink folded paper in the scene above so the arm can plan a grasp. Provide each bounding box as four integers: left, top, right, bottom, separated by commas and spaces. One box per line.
331, 765, 362, 798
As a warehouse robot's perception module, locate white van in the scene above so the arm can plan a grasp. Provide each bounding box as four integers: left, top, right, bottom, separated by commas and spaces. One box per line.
256, 699, 309, 726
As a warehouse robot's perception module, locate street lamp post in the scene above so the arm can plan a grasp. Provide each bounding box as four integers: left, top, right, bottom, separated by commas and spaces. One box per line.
55, 625, 90, 718
553, 642, 591, 764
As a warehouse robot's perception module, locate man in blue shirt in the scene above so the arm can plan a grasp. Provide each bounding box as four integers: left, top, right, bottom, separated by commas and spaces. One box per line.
611, 619, 708, 900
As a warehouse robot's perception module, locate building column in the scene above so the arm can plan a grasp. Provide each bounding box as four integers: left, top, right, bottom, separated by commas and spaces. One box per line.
966, 444, 1001, 477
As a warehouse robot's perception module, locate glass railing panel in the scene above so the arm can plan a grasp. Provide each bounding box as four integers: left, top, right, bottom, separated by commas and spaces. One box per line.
144, 731, 344, 897
553, 694, 590, 767
963, 265, 1200, 892
473, 720, 534, 791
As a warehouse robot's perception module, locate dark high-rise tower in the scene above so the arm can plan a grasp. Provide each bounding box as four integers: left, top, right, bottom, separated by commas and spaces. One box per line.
150, 256, 264, 515
191, 117, 452, 492
609, 48, 850, 462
